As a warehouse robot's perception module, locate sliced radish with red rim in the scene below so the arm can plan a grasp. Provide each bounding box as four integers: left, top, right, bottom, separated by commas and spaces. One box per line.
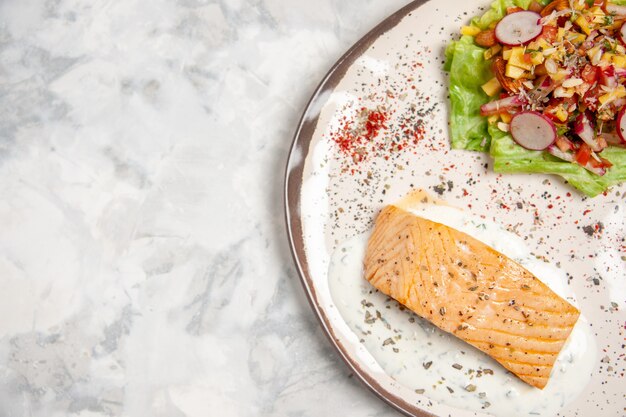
495, 11, 543, 46
510, 111, 556, 151
620, 22, 626, 46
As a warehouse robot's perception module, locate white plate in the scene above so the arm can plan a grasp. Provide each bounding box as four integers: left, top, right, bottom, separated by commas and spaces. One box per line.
285, 1, 626, 416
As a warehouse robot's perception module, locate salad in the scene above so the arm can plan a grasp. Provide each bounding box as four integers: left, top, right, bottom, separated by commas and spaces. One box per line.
446, 0, 626, 196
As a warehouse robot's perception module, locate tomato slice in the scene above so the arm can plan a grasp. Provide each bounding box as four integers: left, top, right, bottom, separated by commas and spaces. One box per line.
588, 154, 611, 169
537, 26, 558, 42
543, 104, 561, 122
555, 136, 575, 152
600, 157, 614, 168
581, 64, 599, 84
576, 143, 592, 166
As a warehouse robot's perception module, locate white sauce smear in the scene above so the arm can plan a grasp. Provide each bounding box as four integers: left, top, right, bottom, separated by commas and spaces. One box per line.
328, 203, 596, 417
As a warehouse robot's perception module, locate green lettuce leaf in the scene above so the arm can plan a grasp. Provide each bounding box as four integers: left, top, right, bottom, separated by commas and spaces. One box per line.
489, 125, 626, 197
448, 35, 493, 152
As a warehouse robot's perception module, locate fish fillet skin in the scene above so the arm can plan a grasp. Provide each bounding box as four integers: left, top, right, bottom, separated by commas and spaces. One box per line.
364, 205, 580, 389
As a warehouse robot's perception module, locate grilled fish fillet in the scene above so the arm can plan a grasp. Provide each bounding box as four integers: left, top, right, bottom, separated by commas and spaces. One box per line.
364, 205, 580, 389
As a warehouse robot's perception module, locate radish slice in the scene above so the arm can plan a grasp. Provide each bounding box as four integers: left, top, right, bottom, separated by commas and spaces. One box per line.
621, 22, 626, 45
495, 11, 543, 46
573, 111, 604, 152
510, 111, 556, 150
480, 95, 526, 116
617, 107, 626, 143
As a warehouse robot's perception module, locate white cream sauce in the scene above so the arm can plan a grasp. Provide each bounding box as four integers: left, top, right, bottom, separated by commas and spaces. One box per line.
328, 202, 596, 417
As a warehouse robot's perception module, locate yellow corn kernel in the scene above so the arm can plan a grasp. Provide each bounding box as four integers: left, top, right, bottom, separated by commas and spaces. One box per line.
481, 77, 502, 97
500, 112, 512, 124
530, 52, 545, 65
601, 52, 615, 64
590, 6, 606, 23
509, 47, 533, 70
590, 6, 605, 16
484, 44, 502, 60
506, 63, 527, 79
527, 41, 540, 51
599, 93, 612, 105
593, 15, 606, 24
557, 27, 566, 42
575, 16, 592, 35
488, 114, 499, 125
611, 54, 626, 68
599, 86, 626, 106
550, 69, 570, 82
537, 39, 552, 50
567, 33, 586, 44
555, 107, 568, 122
503, 47, 513, 60
461, 25, 481, 36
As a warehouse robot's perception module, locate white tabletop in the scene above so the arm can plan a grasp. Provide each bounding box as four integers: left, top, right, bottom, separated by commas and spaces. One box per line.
0, 0, 410, 415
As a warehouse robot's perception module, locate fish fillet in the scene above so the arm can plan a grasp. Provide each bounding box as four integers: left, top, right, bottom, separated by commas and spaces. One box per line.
364, 205, 580, 389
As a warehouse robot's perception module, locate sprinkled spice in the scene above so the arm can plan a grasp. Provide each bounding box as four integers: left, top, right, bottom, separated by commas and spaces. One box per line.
329, 105, 427, 173
325, 50, 436, 174
452, 363, 463, 370
383, 338, 395, 346
415, 388, 425, 394
465, 384, 477, 392
332, 107, 388, 164
423, 361, 433, 370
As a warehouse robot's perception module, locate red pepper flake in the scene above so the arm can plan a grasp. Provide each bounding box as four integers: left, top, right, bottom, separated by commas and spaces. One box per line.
329, 105, 427, 172
583, 209, 592, 215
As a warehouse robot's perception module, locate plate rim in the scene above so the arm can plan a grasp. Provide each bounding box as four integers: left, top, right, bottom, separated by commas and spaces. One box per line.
283, 2, 436, 416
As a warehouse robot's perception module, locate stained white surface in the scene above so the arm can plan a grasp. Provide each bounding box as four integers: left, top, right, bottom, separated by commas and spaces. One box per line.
0, 0, 411, 416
